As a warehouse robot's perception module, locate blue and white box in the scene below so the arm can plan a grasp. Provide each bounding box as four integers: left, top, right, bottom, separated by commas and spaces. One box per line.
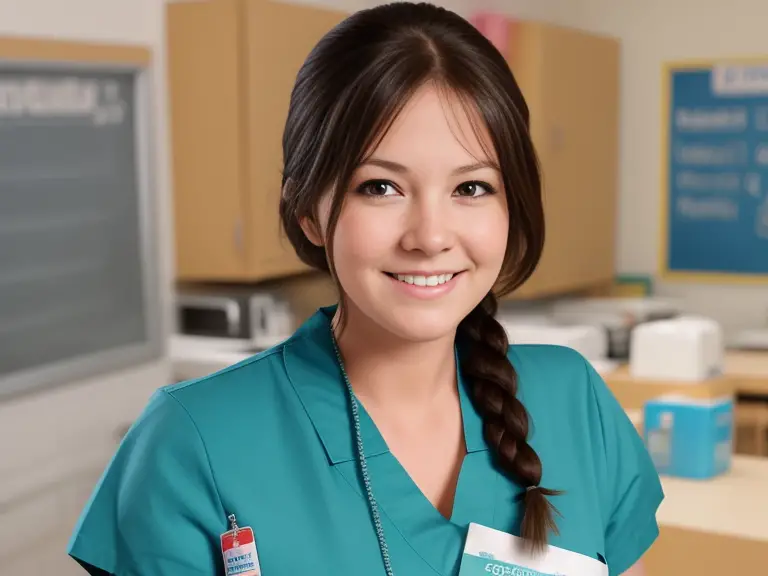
643, 394, 733, 479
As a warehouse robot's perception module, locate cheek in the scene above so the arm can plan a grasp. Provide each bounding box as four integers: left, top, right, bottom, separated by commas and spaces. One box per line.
331, 204, 394, 272
465, 205, 509, 269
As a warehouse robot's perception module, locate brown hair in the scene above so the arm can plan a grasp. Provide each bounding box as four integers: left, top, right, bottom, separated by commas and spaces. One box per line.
279, 1, 560, 552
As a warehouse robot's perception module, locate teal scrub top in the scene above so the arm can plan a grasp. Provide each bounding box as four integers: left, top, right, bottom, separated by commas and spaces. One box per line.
68, 305, 664, 576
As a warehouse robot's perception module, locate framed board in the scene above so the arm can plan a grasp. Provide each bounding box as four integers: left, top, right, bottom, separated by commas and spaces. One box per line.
660, 59, 768, 282
0, 39, 163, 400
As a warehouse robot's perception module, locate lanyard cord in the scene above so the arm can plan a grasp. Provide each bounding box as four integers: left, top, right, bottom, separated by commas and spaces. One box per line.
330, 330, 396, 576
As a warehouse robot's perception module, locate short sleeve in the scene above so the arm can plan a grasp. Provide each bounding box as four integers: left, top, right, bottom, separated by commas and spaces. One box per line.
585, 360, 665, 575
68, 389, 227, 575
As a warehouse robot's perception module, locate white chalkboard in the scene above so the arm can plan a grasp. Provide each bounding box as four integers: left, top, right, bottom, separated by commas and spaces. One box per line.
0, 57, 163, 399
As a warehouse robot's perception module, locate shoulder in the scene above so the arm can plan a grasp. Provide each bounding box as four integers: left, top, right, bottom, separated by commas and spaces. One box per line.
69, 341, 300, 572
505, 343, 629, 450
154, 329, 331, 462
161, 341, 291, 423
506, 345, 663, 573
506, 343, 590, 376
164, 342, 286, 397
505, 343, 623, 439
506, 343, 599, 404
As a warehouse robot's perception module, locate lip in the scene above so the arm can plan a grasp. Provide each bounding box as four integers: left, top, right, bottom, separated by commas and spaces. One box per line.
383, 270, 463, 300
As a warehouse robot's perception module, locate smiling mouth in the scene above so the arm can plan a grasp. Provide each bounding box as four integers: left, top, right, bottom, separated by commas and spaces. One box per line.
383, 271, 463, 287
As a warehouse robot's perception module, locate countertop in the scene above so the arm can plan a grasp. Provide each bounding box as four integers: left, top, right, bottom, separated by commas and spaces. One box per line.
600, 350, 768, 402
657, 456, 768, 542
724, 350, 768, 378
724, 351, 768, 395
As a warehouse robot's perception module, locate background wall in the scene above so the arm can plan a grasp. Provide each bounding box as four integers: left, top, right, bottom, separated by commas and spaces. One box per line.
0, 0, 173, 570
580, 0, 768, 336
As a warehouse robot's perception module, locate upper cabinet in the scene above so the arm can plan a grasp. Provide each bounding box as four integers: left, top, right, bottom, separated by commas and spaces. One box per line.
168, 0, 245, 280
167, 0, 347, 281
168, 4, 619, 296
245, 0, 348, 281
507, 21, 620, 298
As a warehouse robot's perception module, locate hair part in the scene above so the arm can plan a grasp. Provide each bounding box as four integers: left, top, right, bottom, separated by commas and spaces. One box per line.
279, 1, 560, 552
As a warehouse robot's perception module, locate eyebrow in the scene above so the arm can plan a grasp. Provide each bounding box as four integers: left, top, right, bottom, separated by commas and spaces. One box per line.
363, 157, 500, 175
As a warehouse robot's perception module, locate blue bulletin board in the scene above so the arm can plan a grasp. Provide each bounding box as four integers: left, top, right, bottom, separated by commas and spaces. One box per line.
661, 60, 768, 282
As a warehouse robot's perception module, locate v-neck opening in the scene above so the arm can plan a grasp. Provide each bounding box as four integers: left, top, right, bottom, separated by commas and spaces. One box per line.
345, 346, 490, 528
336, 440, 501, 575
284, 306, 502, 575
336, 376, 501, 576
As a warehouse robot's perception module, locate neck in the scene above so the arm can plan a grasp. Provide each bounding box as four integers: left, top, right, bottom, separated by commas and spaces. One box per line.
332, 305, 458, 410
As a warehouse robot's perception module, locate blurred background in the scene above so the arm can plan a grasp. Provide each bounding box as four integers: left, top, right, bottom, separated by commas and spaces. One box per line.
1, 0, 767, 574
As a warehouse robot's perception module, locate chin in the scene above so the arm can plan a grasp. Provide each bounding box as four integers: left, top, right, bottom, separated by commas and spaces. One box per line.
371, 305, 466, 343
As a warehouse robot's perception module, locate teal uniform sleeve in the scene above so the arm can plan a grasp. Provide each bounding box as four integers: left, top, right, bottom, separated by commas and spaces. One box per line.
68, 389, 227, 575
586, 361, 664, 575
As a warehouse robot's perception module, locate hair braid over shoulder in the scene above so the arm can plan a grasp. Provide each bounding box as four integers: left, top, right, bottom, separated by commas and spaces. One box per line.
458, 292, 562, 553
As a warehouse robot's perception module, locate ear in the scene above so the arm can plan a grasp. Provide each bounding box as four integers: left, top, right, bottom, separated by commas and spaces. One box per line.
300, 216, 324, 247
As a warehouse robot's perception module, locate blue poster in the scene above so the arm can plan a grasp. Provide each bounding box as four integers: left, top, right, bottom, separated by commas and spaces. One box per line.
664, 62, 768, 277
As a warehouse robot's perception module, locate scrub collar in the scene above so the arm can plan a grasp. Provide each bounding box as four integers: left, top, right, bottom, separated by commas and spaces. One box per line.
283, 305, 488, 466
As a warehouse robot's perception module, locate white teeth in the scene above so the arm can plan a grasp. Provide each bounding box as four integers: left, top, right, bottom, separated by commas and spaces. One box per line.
394, 273, 455, 286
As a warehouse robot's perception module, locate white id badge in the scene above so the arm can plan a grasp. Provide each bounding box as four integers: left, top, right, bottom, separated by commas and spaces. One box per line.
220, 515, 261, 576
459, 523, 609, 576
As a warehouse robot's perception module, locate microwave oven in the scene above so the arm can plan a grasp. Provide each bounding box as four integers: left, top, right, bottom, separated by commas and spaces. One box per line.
175, 286, 294, 351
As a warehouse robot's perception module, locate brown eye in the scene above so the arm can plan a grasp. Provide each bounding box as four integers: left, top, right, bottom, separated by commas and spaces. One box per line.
357, 180, 397, 197
455, 181, 493, 198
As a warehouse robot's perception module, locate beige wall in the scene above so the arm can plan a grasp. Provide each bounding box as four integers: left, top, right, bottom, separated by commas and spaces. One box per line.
580, 0, 768, 336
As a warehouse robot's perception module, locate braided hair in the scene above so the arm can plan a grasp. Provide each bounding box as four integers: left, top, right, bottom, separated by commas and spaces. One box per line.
458, 293, 562, 548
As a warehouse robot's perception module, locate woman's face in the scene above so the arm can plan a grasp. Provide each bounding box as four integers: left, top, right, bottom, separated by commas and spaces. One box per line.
307, 84, 509, 343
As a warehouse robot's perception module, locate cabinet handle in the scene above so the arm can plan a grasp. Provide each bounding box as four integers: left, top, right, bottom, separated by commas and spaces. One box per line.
234, 218, 244, 255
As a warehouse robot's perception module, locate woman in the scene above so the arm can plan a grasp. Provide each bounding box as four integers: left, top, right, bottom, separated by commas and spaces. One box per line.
69, 2, 662, 575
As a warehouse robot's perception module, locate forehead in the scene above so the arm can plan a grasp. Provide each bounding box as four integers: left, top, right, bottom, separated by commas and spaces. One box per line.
369, 83, 496, 168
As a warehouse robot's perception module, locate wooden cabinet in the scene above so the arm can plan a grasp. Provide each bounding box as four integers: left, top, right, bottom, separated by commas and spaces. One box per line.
507, 21, 620, 298
168, 5, 619, 295
167, 0, 347, 281
168, 0, 244, 280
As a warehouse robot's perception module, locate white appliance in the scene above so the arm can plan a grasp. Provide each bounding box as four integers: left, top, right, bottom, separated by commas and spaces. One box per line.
731, 328, 768, 351
175, 286, 294, 351
551, 297, 681, 359
499, 321, 609, 363
629, 316, 724, 381
172, 286, 296, 381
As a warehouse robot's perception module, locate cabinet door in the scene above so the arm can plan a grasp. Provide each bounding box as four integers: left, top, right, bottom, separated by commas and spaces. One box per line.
508, 22, 620, 298
244, 0, 347, 280
167, 0, 248, 280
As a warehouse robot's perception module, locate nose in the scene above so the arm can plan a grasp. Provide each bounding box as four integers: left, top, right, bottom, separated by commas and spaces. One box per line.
400, 194, 455, 256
